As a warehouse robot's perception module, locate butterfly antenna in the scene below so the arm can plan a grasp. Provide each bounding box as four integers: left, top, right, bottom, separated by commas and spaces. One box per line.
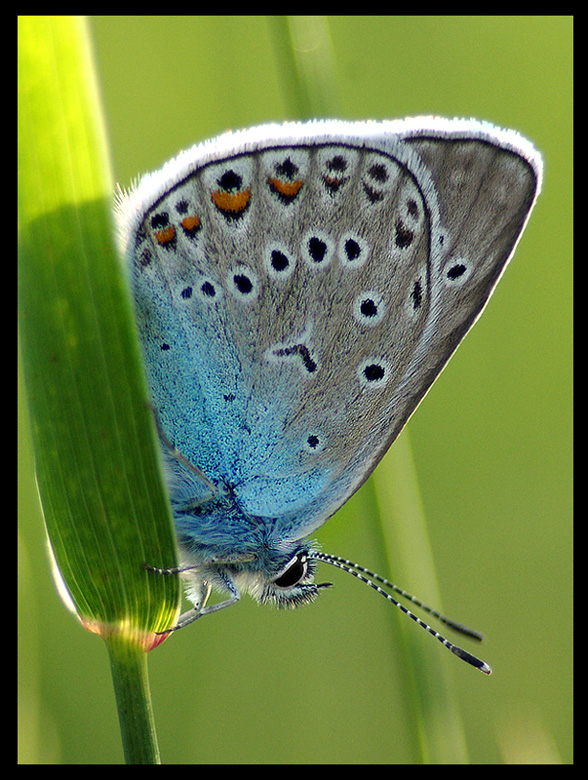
311, 552, 491, 675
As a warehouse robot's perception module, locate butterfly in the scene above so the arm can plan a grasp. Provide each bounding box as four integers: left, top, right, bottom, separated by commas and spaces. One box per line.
117, 118, 542, 673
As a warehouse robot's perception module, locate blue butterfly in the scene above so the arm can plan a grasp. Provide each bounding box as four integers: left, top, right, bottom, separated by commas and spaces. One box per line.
118, 118, 542, 673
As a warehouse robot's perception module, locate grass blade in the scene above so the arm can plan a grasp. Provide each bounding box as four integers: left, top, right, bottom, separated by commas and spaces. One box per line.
18, 15, 180, 763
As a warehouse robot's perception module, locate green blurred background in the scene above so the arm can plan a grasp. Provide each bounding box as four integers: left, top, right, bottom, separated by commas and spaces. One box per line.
19, 16, 572, 763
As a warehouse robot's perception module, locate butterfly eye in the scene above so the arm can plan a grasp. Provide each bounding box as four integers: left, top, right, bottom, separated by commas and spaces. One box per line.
273, 553, 308, 589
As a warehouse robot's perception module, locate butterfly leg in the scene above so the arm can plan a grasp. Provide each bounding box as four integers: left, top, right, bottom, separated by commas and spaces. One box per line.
164, 569, 241, 632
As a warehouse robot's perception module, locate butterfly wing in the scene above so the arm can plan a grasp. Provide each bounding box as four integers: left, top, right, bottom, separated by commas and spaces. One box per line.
119, 119, 541, 545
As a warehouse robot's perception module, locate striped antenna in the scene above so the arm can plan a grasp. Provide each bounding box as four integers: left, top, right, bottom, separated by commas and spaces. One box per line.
311, 552, 491, 675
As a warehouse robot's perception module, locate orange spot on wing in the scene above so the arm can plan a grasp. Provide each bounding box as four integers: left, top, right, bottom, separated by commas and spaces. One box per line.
154, 226, 176, 244
269, 177, 303, 198
211, 189, 251, 213
323, 175, 343, 186
181, 215, 200, 232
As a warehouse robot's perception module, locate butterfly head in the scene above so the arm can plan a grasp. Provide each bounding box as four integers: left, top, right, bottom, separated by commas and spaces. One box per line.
233, 542, 333, 609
